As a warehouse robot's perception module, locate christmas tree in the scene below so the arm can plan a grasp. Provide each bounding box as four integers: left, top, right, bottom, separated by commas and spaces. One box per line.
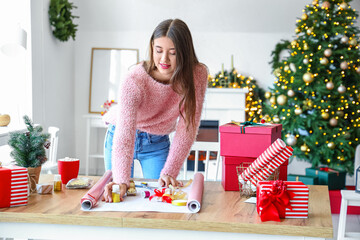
8, 115, 50, 168
264, 0, 360, 174
208, 64, 266, 122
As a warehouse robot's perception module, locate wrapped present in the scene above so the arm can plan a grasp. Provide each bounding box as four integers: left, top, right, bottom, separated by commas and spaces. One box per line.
305, 167, 346, 190
0, 165, 28, 208
36, 183, 53, 194
256, 180, 309, 221
287, 174, 319, 185
219, 123, 282, 158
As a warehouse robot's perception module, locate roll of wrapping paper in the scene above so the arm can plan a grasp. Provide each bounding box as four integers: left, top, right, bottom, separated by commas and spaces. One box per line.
240, 138, 286, 182
186, 172, 204, 213
81, 170, 112, 210
249, 146, 293, 186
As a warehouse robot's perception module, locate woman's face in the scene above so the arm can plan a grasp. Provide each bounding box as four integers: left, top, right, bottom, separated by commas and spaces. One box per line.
152, 36, 177, 79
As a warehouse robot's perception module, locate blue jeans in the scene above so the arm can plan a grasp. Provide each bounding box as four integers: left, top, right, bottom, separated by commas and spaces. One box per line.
104, 124, 170, 179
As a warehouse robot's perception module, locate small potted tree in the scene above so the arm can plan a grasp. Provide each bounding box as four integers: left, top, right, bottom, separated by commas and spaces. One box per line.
8, 115, 50, 193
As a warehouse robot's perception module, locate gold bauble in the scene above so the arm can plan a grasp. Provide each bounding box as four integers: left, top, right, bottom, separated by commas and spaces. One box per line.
340, 61, 348, 70
277, 95, 287, 105
337, 85, 346, 94
312, 0, 318, 5
324, 48, 332, 57
273, 115, 280, 123
303, 58, 310, 64
336, 110, 344, 117
306, 27, 314, 35
270, 96, 276, 105
322, 1, 330, 8
300, 144, 308, 152
321, 112, 329, 119
302, 13, 308, 20
233, 82, 239, 88
357, 67, 360, 74
327, 142, 335, 149
287, 89, 295, 97
341, 36, 349, 44
303, 72, 314, 83
340, 2, 348, 10
349, 38, 358, 46
273, 68, 281, 77
265, 91, 272, 99
303, 43, 309, 50
295, 28, 301, 34
284, 65, 290, 71
294, 108, 303, 115
248, 91, 254, 96
329, 118, 338, 127
320, 57, 329, 65
326, 81, 334, 90
291, 40, 297, 47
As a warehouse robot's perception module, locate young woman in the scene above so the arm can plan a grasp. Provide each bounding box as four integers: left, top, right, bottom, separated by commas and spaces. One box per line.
102, 19, 208, 202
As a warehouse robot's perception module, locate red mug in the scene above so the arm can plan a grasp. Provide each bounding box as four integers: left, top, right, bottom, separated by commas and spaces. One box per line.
57, 157, 80, 184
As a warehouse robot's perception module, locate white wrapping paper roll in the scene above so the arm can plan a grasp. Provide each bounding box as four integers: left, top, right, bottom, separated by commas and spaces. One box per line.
186, 172, 204, 213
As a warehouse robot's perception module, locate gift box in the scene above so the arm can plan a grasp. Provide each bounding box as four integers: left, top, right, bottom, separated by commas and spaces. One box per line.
219, 123, 282, 158
256, 181, 309, 221
329, 186, 360, 214
287, 174, 319, 185
305, 167, 346, 190
0, 165, 28, 208
222, 156, 288, 191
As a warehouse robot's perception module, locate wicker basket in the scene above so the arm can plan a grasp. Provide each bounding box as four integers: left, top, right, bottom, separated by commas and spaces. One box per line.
0, 114, 10, 126
236, 162, 279, 198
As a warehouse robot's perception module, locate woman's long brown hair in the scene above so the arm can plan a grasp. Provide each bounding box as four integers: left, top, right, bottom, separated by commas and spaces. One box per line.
146, 19, 199, 130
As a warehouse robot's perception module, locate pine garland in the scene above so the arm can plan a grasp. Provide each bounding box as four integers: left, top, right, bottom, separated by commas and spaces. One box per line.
8, 116, 50, 168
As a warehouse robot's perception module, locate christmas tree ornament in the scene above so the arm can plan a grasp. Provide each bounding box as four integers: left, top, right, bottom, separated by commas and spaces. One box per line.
300, 144, 308, 152
303, 58, 310, 64
265, 91, 272, 99
303, 72, 314, 83
320, 57, 329, 65
290, 63, 297, 72
321, 112, 330, 119
339, 2, 348, 10
291, 40, 297, 47
273, 115, 280, 123
277, 94, 287, 105
307, 27, 314, 35
295, 108, 303, 115
273, 68, 281, 77
336, 110, 344, 117
329, 118, 338, 126
270, 96, 276, 105
344, 132, 351, 139
324, 48, 332, 57
357, 67, 360, 74
349, 38, 358, 46
327, 142, 335, 149
326, 81, 334, 90
322, 1, 330, 8
303, 43, 309, 50
312, 0, 318, 5
341, 36, 349, 44
284, 65, 290, 71
295, 28, 301, 34
287, 89, 295, 97
337, 84, 346, 94
233, 82, 239, 88
340, 61, 349, 70
302, 13, 308, 21
286, 135, 297, 146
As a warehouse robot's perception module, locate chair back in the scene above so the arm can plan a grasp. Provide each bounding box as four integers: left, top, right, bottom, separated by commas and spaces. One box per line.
355, 144, 360, 177
47, 127, 59, 166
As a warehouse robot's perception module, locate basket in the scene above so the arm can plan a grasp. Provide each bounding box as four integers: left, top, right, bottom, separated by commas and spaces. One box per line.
236, 162, 279, 198
0, 114, 10, 126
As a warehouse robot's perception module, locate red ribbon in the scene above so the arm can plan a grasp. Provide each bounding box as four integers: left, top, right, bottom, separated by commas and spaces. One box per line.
319, 167, 339, 176
149, 188, 172, 203
258, 180, 293, 222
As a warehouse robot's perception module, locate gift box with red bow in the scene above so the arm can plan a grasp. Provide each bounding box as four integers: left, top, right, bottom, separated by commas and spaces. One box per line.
0, 165, 28, 208
256, 180, 309, 222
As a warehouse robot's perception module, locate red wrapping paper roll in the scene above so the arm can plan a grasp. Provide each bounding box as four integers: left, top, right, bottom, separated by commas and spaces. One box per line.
186, 172, 204, 213
81, 170, 112, 210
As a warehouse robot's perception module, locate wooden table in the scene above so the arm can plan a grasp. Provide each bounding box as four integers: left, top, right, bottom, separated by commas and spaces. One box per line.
0, 175, 333, 240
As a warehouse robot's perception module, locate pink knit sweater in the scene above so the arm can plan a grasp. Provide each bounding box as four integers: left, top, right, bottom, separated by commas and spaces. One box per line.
103, 63, 208, 185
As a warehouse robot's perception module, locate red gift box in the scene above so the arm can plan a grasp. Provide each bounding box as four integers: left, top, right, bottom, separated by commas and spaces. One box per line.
219, 123, 282, 158
329, 186, 360, 214
222, 156, 288, 191
0, 165, 28, 208
257, 181, 309, 220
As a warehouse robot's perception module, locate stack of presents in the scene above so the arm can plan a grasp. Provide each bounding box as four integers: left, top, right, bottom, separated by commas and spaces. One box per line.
219, 122, 360, 221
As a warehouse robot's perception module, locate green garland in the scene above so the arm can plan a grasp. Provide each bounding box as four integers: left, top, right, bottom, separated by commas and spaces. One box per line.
48, 0, 79, 42
269, 39, 291, 70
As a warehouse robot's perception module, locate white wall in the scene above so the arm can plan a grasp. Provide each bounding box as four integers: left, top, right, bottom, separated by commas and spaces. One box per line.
31, 0, 76, 160
70, 0, 360, 180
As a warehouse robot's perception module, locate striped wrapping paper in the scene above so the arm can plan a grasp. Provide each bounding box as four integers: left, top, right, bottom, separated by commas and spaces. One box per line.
240, 138, 286, 182
249, 146, 293, 186
257, 181, 309, 219
0, 165, 28, 208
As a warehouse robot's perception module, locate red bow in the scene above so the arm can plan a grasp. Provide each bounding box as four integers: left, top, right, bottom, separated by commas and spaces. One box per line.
149, 188, 172, 203
258, 180, 293, 222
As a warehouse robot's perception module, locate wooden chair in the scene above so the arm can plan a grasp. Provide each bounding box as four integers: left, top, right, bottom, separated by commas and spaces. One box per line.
41, 127, 59, 174
337, 144, 360, 240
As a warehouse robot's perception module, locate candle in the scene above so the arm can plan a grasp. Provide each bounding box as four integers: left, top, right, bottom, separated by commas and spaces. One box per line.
221, 63, 224, 76
231, 55, 234, 69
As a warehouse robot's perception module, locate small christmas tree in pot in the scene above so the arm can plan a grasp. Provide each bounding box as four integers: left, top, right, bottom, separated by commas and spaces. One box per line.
8, 115, 50, 193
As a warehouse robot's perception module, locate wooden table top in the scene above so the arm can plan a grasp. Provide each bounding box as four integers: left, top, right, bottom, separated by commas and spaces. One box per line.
0, 175, 333, 238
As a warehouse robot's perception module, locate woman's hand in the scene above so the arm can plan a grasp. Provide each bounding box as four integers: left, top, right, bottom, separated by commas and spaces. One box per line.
158, 174, 183, 188
102, 182, 127, 202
